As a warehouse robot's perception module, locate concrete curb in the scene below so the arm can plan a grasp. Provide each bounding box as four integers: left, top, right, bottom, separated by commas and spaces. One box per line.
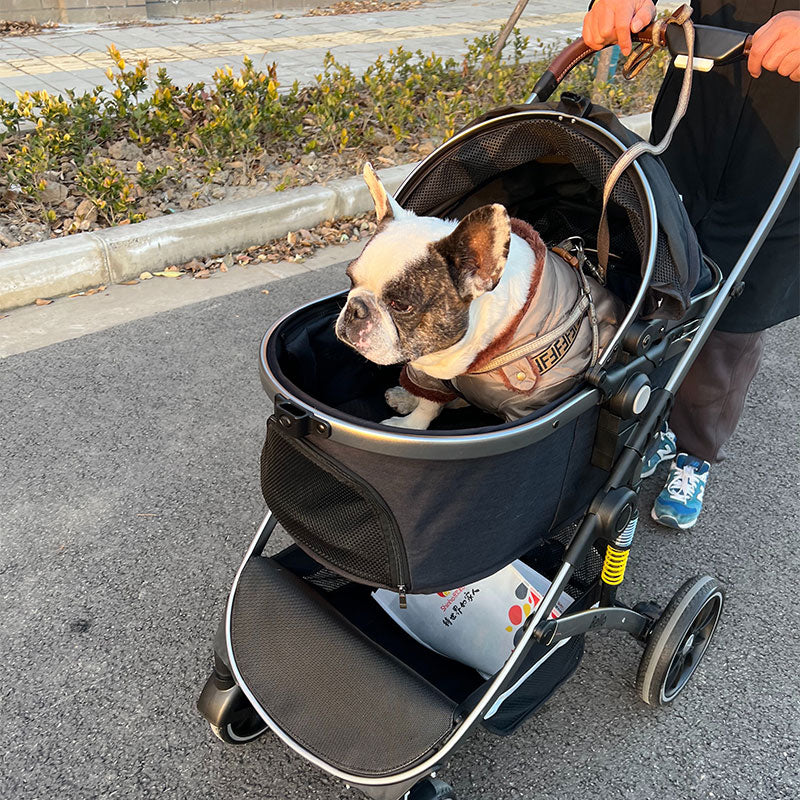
0, 163, 415, 312
0, 113, 651, 313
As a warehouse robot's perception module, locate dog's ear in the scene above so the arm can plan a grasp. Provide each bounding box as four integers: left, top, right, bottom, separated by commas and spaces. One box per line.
363, 162, 406, 222
437, 204, 511, 301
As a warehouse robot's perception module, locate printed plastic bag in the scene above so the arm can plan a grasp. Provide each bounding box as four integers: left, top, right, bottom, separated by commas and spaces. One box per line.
373, 560, 574, 677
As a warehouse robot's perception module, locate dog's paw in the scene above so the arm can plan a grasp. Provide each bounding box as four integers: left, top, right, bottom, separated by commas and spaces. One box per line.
380, 415, 423, 429
385, 385, 419, 415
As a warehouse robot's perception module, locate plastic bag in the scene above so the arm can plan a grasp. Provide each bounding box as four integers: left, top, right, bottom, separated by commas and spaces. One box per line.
373, 560, 574, 677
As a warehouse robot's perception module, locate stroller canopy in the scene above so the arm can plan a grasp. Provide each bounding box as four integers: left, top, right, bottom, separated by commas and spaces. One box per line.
395, 100, 705, 319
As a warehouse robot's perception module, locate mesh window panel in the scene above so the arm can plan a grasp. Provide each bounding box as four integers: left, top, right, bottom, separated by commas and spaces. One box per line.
261, 420, 399, 588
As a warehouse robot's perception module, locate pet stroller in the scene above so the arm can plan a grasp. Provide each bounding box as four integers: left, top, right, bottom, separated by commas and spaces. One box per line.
198, 15, 800, 800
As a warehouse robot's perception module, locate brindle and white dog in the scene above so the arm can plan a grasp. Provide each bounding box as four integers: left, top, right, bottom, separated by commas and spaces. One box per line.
335, 164, 623, 429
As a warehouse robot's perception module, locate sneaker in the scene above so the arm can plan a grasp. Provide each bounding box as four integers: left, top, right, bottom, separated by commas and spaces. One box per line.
641, 422, 677, 478
651, 454, 710, 530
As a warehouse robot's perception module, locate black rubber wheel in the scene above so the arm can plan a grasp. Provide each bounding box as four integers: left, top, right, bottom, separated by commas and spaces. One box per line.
209, 707, 268, 745
636, 575, 725, 707
406, 777, 456, 800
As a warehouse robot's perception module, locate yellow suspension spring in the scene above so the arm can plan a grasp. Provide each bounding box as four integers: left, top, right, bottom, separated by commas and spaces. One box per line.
601, 545, 630, 586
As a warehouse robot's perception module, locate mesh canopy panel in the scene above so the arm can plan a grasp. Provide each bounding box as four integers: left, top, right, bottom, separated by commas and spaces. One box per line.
396, 113, 689, 313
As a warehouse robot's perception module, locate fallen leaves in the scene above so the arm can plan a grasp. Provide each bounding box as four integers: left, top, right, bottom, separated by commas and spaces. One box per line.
170, 213, 378, 278
0, 19, 58, 36
34, 298, 53, 305
306, 0, 424, 16
139, 271, 154, 280
152, 269, 184, 278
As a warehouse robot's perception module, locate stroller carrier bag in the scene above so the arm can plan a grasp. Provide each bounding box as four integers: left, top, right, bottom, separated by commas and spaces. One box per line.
260, 103, 708, 595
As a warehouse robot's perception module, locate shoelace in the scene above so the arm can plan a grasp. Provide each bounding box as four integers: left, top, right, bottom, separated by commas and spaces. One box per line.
667, 464, 702, 502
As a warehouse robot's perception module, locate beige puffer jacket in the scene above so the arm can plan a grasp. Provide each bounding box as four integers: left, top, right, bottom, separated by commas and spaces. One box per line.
400, 222, 625, 422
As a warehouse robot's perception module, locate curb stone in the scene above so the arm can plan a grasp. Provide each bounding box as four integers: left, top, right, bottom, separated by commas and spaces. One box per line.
0, 163, 415, 313
0, 114, 651, 313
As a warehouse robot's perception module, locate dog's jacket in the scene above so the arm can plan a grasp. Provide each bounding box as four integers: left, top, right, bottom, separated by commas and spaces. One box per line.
400, 220, 625, 421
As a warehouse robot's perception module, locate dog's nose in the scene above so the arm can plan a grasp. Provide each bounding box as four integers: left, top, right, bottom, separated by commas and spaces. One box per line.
350, 296, 369, 320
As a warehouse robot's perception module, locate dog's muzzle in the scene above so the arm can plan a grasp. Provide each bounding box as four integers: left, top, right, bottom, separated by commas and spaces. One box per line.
336, 294, 373, 346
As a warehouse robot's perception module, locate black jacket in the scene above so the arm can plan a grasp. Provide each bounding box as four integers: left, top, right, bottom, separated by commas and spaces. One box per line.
651, 0, 800, 332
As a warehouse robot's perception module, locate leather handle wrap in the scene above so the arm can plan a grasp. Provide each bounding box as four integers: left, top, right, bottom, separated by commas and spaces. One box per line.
541, 18, 753, 93
545, 23, 670, 86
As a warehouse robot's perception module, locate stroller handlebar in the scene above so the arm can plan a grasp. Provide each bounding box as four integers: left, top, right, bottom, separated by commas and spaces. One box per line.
529, 17, 752, 103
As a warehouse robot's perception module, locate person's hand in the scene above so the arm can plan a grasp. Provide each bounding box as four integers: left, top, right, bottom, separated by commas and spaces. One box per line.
582, 0, 657, 57
748, 11, 800, 81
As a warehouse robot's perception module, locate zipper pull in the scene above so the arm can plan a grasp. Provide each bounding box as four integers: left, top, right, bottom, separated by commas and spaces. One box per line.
398, 584, 407, 609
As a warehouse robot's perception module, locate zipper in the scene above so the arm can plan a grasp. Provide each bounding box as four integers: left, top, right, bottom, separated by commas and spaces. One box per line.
398, 584, 408, 609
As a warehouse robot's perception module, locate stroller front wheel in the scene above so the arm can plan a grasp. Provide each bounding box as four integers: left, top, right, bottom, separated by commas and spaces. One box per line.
209, 717, 268, 745
406, 777, 457, 800
636, 575, 725, 707
198, 665, 269, 745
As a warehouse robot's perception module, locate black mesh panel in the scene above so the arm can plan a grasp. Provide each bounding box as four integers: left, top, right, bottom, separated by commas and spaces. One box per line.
397, 116, 686, 313
261, 419, 403, 588
480, 635, 584, 736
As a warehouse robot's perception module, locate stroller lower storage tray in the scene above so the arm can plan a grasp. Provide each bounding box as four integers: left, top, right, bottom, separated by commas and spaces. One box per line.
228, 546, 593, 779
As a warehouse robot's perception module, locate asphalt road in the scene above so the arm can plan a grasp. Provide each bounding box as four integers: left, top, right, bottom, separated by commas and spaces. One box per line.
2, 264, 798, 800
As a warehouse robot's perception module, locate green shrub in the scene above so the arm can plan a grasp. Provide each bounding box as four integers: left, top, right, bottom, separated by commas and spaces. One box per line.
0, 29, 669, 231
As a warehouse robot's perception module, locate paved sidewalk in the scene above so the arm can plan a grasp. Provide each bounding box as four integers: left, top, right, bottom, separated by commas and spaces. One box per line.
0, 0, 589, 101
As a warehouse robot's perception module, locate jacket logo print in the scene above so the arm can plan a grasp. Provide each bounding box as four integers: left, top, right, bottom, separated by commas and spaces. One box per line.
530, 319, 582, 375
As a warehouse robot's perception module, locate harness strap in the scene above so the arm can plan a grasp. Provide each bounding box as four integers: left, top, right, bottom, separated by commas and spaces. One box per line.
469, 244, 598, 374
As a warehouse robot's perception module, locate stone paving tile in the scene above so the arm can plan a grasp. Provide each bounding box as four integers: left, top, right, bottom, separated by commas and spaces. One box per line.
0, 75, 60, 100
0, 0, 589, 94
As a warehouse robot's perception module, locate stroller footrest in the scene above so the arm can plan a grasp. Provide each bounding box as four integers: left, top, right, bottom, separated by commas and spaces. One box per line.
229, 556, 458, 778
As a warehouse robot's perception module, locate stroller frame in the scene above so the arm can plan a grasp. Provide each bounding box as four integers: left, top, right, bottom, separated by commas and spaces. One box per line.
202, 148, 799, 798
198, 16, 800, 797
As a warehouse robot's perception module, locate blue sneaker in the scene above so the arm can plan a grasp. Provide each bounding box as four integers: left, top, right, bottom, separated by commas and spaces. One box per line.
641, 423, 677, 478
651, 454, 710, 530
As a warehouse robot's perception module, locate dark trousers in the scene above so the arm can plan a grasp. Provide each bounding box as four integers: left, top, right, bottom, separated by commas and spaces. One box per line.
670, 328, 766, 463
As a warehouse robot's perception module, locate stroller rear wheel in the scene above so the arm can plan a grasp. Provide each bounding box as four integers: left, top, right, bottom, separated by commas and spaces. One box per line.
406, 777, 456, 800
636, 575, 725, 707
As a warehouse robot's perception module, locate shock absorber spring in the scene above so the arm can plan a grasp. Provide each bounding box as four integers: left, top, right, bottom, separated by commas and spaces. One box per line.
601, 513, 638, 586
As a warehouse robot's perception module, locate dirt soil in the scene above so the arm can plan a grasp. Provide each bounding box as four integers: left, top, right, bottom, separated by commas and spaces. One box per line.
0, 133, 437, 250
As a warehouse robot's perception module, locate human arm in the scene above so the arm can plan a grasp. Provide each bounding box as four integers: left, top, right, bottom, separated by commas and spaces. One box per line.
748, 11, 800, 81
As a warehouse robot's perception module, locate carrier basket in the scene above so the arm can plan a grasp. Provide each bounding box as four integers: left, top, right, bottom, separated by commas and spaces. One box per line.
259, 103, 709, 594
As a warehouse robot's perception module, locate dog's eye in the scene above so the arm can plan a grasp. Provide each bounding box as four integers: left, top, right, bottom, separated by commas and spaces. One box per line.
388, 299, 413, 314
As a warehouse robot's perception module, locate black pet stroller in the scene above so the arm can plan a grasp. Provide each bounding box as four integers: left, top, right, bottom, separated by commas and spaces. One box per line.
198, 16, 800, 800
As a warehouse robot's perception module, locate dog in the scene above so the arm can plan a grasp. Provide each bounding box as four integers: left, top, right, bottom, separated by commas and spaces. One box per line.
335, 164, 625, 429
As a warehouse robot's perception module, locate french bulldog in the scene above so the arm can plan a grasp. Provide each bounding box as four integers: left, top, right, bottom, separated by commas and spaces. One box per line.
335, 164, 624, 429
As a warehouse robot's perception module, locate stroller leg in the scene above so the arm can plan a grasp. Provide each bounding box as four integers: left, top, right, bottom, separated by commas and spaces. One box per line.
197, 615, 269, 745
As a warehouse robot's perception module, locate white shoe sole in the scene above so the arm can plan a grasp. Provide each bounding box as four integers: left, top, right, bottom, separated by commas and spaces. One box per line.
650, 506, 697, 530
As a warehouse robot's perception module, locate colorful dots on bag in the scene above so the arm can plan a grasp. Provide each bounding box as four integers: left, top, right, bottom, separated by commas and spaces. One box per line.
508, 605, 523, 625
